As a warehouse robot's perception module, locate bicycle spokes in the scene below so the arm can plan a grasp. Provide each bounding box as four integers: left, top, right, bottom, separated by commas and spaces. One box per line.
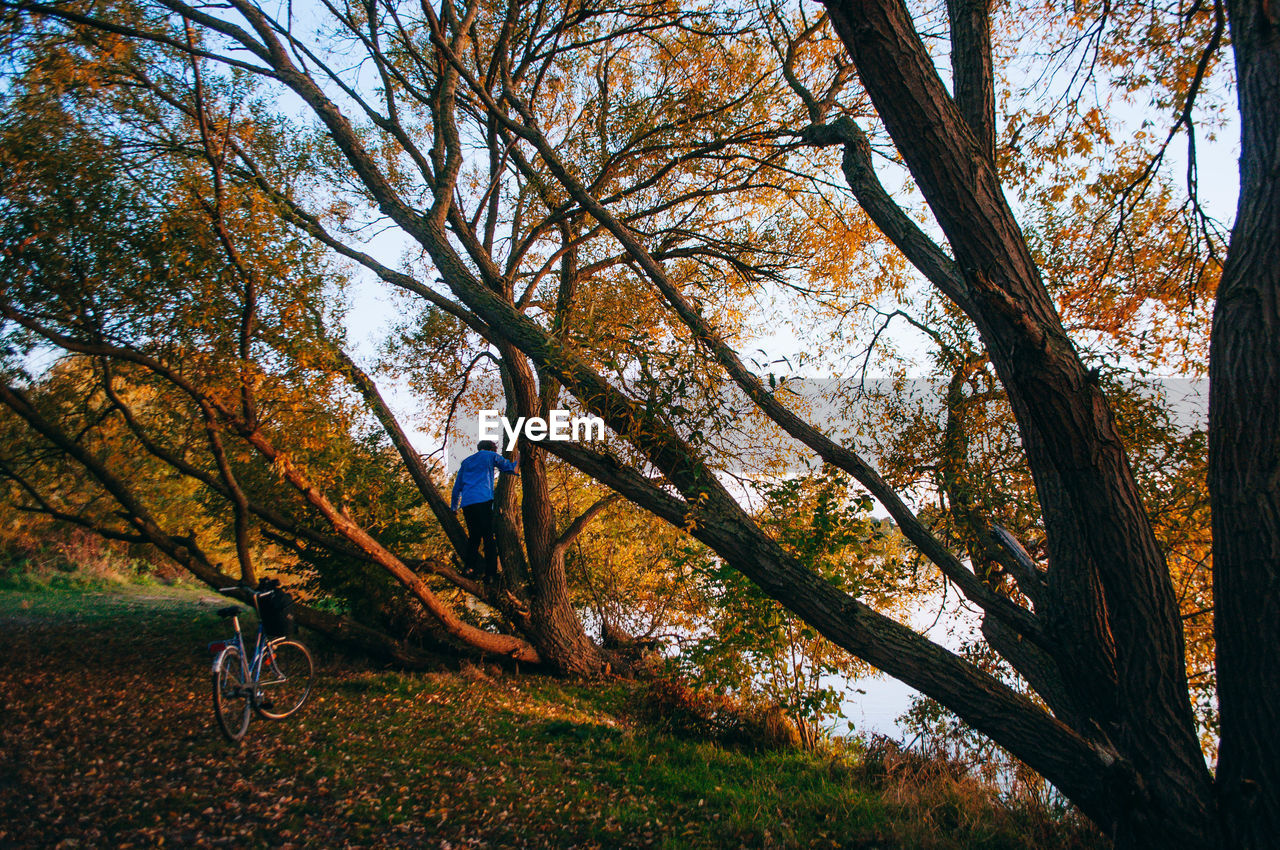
212, 647, 252, 743
253, 640, 314, 721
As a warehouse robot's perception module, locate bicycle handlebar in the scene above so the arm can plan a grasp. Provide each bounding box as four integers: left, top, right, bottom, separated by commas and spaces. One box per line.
218, 584, 275, 598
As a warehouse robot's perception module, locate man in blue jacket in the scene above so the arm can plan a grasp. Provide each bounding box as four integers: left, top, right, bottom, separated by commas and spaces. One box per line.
450, 439, 520, 580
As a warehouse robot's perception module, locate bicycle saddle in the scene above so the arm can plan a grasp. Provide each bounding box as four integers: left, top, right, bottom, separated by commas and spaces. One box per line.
217, 606, 243, 618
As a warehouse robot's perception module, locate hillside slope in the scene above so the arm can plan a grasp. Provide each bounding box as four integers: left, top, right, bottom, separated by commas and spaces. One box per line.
0, 584, 1103, 849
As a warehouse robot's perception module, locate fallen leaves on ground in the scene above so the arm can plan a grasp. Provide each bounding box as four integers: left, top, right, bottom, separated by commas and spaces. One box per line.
0, 587, 885, 849
1, 586, 1101, 849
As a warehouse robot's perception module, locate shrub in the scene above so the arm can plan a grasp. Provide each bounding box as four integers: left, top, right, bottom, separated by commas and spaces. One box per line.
637, 676, 803, 751
849, 735, 1106, 848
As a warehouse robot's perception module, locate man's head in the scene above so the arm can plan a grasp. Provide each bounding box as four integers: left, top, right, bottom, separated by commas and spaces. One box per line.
477, 439, 498, 453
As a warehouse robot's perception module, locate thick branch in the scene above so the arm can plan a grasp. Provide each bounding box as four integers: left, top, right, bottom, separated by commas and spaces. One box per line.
473, 70, 1041, 645
946, 0, 996, 159
333, 349, 468, 553
821, 0, 1213, 837
552, 493, 620, 557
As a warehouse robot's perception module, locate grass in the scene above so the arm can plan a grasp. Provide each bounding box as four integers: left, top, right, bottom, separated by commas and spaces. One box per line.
0, 583, 1107, 848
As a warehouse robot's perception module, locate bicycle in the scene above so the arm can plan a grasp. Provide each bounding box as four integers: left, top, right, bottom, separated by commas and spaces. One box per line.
209, 583, 314, 743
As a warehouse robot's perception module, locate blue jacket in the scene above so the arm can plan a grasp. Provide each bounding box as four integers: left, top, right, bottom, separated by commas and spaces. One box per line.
451, 450, 519, 510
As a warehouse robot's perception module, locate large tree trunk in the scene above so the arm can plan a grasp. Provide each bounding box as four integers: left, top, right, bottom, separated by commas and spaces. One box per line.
1210, 1, 1280, 846
822, 0, 1217, 845
500, 347, 610, 676
516, 443, 610, 676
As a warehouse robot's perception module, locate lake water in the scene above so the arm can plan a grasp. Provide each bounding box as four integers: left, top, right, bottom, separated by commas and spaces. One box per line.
830, 592, 986, 742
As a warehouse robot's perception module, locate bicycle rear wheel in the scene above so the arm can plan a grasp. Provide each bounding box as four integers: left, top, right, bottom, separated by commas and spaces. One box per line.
212, 646, 251, 742
254, 639, 313, 720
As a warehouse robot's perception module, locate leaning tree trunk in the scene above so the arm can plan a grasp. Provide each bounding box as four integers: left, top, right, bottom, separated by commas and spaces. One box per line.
822, 0, 1217, 845
513, 445, 610, 676
336, 343, 606, 675
1210, 1, 1280, 846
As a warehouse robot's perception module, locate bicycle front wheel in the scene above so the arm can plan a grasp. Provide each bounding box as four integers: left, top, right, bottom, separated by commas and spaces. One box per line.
212, 646, 251, 742
255, 639, 313, 720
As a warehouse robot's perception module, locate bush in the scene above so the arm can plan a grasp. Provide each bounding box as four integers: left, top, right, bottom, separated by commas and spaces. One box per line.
637, 676, 803, 751
855, 734, 971, 788
0, 528, 179, 589
848, 735, 1106, 848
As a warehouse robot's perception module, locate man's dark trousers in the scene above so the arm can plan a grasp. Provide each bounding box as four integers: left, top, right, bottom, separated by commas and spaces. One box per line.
462, 500, 499, 580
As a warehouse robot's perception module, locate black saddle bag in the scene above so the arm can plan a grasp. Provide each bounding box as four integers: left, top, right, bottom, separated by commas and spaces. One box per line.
258, 583, 296, 637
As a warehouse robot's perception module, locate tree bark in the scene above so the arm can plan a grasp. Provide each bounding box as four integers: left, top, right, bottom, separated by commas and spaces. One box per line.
1211, 1, 1280, 846
500, 346, 610, 676
946, 0, 996, 159
822, 0, 1216, 844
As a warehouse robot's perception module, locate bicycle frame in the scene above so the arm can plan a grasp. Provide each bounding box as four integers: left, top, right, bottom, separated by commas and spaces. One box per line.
212, 588, 275, 695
